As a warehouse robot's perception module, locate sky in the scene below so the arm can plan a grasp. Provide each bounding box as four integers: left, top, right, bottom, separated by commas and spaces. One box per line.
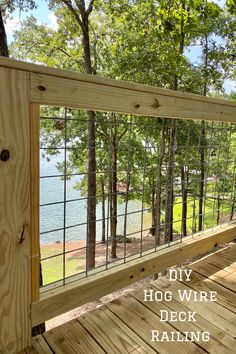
5, 0, 235, 93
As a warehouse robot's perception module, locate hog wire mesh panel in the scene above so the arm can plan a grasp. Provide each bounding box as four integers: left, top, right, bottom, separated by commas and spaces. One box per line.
39, 107, 236, 291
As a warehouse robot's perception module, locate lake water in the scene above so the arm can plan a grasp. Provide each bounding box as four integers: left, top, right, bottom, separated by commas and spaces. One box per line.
40, 153, 151, 244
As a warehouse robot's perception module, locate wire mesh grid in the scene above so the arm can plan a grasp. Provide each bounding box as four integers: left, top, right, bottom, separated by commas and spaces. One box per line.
39, 106, 236, 291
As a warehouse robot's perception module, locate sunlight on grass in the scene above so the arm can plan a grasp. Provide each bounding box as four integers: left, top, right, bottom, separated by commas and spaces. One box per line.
41, 253, 84, 285
41, 196, 232, 285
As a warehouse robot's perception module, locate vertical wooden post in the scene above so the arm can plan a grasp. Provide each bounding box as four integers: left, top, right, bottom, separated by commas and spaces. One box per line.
0, 68, 31, 352
30, 104, 40, 303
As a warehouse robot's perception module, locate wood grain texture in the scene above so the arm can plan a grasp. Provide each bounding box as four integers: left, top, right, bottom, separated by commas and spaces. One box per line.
30, 73, 236, 123
132, 285, 235, 354
190, 261, 236, 292
43, 320, 105, 354
153, 278, 236, 337
78, 306, 155, 353
32, 224, 236, 326
30, 104, 40, 303
29, 336, 53, 353
180, 270, 236, 314
29, 244, 236, 354
1, 57, 236, 114
0, 68, 31, 352
106, 295, 205, 353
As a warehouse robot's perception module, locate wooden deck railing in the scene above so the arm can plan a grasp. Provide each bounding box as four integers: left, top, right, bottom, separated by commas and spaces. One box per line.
0, 57, 236, 353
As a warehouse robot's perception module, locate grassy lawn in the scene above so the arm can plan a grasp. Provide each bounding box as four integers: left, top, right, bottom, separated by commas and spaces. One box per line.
41, 248, 84, 285
40, 196, 232, 285
172, 196, 231, 234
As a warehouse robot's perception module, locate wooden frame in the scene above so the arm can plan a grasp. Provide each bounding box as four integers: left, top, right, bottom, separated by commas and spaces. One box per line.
0, 57, 236, 122
31, 224, 236, 326
0, 57, 236, 352
0, 67, 31, 352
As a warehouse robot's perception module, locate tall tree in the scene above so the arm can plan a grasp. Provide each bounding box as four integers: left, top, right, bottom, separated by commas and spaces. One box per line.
0, 0, 36, 56
49, 0, 97, 269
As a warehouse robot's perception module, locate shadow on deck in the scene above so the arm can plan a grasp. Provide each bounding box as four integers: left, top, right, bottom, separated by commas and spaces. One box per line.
30, 243, 236, 354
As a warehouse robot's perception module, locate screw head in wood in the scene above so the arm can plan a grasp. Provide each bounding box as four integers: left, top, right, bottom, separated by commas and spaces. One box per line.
0, 149, 10, 161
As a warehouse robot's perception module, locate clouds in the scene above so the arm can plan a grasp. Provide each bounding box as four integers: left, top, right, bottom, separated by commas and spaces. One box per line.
47, 12, 58, 31
5, 17, 21, 39
5, 11, 58, 43
224, 79, 236, 93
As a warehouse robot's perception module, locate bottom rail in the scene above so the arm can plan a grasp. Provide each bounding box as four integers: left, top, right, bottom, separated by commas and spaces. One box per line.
32, 223, 236, 326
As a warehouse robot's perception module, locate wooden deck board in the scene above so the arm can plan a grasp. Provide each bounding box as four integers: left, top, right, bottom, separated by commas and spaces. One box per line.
179, 270, 236, 313
152, 278, 236, 337
29, 243, 236, 353
43, 320, 105, 354
133, 284, 235, 353
77, 306, 155, 353
106, 295, 205, 353
190, 261, 236, 292
30, 335, 53, 353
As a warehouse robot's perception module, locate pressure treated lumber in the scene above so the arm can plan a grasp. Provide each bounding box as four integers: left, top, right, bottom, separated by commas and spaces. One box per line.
31, 224, 236, 326
0, 68, 31, 352
132, 285, 235, 353
43, 320, 105, 354
153, 278, 236, 337
30, 336, 53, 353
0, 57, 236, 122
178, 269, 236, 313
30, 73, 236, 122
106, 295, 205, 353
77, 306, 155, 353
30, 245, 236, 354
30, 104, 40, 303
190, 261, 236, 292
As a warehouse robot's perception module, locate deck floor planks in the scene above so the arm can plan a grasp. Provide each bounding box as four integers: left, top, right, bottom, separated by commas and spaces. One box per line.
179, 270, 236, 313
211, 244, 236, 259
190, 261, 236, 292
29, 335, 53, 353
43, 319, 105, 354
77, 306, 155, 354
194, 248, 236, 274
29, 244, 236, 353
132, 285, 235, 353
152, 277, 236, 338
106, 294, 205, 353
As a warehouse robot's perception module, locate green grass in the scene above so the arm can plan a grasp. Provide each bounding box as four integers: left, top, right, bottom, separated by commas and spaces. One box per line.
172, 196, 231, 234
40, 196, 232, 285
41, 251, 84, 285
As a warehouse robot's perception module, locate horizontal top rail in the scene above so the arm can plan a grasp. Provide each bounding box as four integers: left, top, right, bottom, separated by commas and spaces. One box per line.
1, 57, 236, 122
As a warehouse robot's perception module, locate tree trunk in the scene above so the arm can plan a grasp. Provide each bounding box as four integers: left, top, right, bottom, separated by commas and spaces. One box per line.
150, 186, 156, 236
101, 179, 106, 243
164, 120, 176, 243
164, 2, 185, 243
199, 31, 208, 232
217, 194, 221, 225
81, 16, 97, 270
87, 109, 96, 269
153, 124, 165, 244
181, 165, 187, 237
110, 136, 117, 258
0, 9, 8, 57
192, 194, 197, 233
230, 195, 235, 221
198, 124, 205, 232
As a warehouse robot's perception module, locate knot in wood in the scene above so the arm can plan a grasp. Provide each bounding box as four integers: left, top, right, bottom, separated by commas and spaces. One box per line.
0, 149, 10, 162
152, 99, 160, 109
